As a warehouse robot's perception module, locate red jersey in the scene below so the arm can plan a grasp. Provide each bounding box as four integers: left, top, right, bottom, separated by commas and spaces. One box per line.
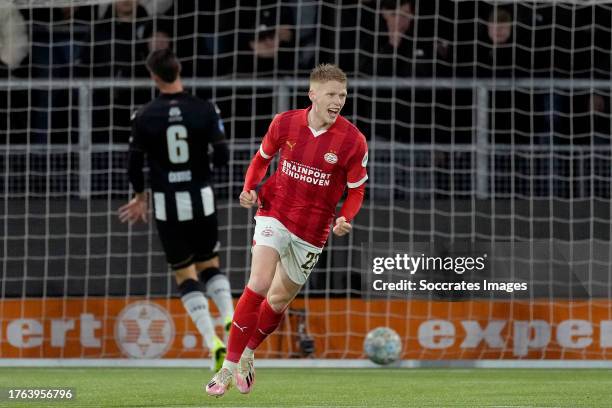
251, 108, 368, 247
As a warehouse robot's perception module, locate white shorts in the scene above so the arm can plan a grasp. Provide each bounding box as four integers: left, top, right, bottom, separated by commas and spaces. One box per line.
253, 216, 323, 285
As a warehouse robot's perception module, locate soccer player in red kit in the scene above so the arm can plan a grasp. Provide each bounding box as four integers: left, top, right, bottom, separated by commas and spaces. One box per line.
206, 64, 368, 397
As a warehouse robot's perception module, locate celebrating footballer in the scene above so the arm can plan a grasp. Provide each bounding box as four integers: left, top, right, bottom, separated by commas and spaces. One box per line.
206, 63, 368, 397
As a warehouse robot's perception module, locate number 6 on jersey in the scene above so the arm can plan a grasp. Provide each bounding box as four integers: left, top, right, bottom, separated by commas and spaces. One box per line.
166, 124, 189, 163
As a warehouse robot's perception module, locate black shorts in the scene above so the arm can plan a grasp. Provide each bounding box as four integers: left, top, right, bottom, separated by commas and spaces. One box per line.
155, 214, 219, 270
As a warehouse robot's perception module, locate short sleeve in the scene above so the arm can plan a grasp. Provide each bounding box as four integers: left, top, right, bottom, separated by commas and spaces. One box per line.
346, 134, 368, 188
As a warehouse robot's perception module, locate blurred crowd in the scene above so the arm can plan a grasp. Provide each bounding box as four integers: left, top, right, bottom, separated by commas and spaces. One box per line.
0, 0, 610, 144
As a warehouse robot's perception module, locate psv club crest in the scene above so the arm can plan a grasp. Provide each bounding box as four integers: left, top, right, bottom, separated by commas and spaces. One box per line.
324, 152, 338, 164
115, 301, 175, 359
261, 226, 274, 237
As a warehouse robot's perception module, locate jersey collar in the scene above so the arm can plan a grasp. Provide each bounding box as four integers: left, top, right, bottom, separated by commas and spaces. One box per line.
160, 91, 187, 98
302, 106, 340, 137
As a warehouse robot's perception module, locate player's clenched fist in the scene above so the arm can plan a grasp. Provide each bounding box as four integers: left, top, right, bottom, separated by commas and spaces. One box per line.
333, 216, 352, 236
239, 190, 258, 208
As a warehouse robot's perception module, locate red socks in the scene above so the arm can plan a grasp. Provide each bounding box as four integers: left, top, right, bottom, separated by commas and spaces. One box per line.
247, 299, 285, 350
226, 287, 265, 363
226, 288, 287, 363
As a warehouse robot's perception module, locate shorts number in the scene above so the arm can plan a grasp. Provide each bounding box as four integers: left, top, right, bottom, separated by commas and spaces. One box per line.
300, 251, 320, 273
167, 125, 189, 163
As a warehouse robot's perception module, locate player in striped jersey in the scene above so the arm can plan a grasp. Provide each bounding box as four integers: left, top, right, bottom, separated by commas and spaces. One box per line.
118, 49, 233, 371
207, 64, 368, 397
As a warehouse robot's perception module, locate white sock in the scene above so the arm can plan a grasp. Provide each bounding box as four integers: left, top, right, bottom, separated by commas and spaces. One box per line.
222, 359, 238, 371
181, 291, 218, 350
242, 347, 255, 359
206, 274, 234, 323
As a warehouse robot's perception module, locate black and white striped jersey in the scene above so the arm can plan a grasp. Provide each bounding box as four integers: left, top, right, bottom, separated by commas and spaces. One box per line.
128, 91, 228, 222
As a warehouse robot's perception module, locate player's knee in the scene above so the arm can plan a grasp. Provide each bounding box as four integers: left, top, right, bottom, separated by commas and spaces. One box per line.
198, 266, 224, 286
247, 276, 271, 296
246, 262, 276, 295
177, 278, 204, 297
174, 265, 198, 286
266, 293, 290, 313
195, 256, 220, 271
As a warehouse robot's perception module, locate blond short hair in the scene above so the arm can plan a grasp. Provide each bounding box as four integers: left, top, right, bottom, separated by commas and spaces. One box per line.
309, 64, 347, 85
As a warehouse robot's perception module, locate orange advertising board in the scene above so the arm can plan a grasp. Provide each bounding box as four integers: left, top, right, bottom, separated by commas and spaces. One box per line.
1, 298, 611, 359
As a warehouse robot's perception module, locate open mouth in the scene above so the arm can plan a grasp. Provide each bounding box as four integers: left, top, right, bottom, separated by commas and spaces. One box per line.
328, 108, 339, 118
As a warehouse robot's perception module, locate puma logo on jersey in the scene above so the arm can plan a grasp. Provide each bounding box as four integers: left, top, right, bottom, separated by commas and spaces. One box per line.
286, 140, 296, 151
233, 322, 248, 332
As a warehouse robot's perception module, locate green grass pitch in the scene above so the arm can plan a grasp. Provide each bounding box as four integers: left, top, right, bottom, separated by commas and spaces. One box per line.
0, 368, 610, 407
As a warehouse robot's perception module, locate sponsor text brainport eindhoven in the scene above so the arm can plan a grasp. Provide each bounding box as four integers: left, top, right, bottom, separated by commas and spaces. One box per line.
371, 253, 528, 293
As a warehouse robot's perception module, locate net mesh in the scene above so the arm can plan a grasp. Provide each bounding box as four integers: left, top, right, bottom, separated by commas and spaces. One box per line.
1, 0, 611, 360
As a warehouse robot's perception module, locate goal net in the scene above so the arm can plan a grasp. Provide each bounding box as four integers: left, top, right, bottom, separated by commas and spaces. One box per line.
1, 0, 611, 363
